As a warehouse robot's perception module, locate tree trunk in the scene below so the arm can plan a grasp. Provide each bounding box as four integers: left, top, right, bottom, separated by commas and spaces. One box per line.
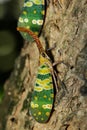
1, 0, 87, 130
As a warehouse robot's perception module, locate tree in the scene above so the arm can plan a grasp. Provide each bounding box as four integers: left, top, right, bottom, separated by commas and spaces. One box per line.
1, 0, 87, 130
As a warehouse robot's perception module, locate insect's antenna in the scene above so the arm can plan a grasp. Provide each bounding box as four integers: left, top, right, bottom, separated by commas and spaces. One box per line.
17, 27, 44, 53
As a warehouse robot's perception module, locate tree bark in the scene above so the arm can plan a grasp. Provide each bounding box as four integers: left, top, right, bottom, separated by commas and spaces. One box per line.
0, 0, 87, 130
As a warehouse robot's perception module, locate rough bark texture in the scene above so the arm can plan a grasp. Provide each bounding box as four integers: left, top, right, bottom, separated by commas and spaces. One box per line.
0, 0, 87, 130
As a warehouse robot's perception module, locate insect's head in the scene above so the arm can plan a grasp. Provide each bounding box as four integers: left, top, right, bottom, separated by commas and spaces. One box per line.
39, 51, 51, 65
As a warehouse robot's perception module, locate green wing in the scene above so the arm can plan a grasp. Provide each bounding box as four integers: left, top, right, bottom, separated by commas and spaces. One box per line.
18, 0, 45, 41
30, 64, 54, 123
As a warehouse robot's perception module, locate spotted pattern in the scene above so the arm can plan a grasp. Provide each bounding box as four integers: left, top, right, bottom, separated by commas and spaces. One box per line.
30, 59, 54, 123
18, 0, 45, 41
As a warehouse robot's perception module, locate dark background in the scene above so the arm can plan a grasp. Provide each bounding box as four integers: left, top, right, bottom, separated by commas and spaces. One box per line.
0, 0, 23, 103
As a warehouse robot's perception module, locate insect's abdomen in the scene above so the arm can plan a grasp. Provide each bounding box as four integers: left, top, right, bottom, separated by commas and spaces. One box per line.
30, 64, 54, 123
18, 0, 45, 41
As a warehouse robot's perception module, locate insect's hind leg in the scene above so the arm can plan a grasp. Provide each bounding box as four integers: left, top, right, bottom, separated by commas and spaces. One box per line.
52, 61, 70, 93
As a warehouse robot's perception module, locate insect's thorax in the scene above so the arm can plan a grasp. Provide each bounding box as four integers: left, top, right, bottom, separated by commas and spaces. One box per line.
39, 53, 52, 69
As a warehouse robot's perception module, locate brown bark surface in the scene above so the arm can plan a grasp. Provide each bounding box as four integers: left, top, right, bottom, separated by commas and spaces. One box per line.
0, 0, 87, 130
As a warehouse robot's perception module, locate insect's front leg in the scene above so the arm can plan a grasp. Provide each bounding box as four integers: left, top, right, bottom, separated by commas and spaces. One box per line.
54, 0, 63, 7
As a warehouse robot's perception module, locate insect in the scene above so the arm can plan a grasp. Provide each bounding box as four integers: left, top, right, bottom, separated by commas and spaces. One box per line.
17, 27, 56, 123
17, 0, 46, 41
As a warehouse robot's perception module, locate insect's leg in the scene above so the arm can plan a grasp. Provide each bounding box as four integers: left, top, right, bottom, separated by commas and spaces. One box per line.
46, 43, 56, 52
52, 61, 70, 93
52, 71, 59, 93
52, 68, 68, 94
55, 70, 68, 93
46, 46, 69, 93
53, 0, 62, 8
46, 0, 62, 8
53, 60, 70, 68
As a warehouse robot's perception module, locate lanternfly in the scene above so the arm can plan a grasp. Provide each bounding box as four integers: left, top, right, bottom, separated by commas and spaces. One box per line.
17, 27, 56, 123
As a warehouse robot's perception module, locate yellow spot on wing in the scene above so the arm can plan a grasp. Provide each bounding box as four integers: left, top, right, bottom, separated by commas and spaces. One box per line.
50, 94, 54, 98
37, 20, 43, 25
24, 1, 33, 7
44, 84, 53, 90
41, 10, 45, 15
24, 18, 28, 23
46, 112, 50, 116
19, 17, 23, 23
33, 113, 36, 116
48, 98, 51, 101
36, 78, 52, 85
42, 104, 52, 109
32, 19, 37, 24
36, 117, 38, 120
31, 102, 39, 108
39, 67, 50, 74
41, 118, 44, 120
26, 26, 30, 29
35, 78, 53, 91
31, 0, 44, 5
34, 86, 43, 92
43, 95, 47, 98
38, 112, 41, 115
23, 11, 27, 15
34, 10, 37, 14
34, 96, 38, 100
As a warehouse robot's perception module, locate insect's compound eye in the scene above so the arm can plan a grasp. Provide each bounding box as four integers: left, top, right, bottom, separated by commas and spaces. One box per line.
41, 52, 46, 58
